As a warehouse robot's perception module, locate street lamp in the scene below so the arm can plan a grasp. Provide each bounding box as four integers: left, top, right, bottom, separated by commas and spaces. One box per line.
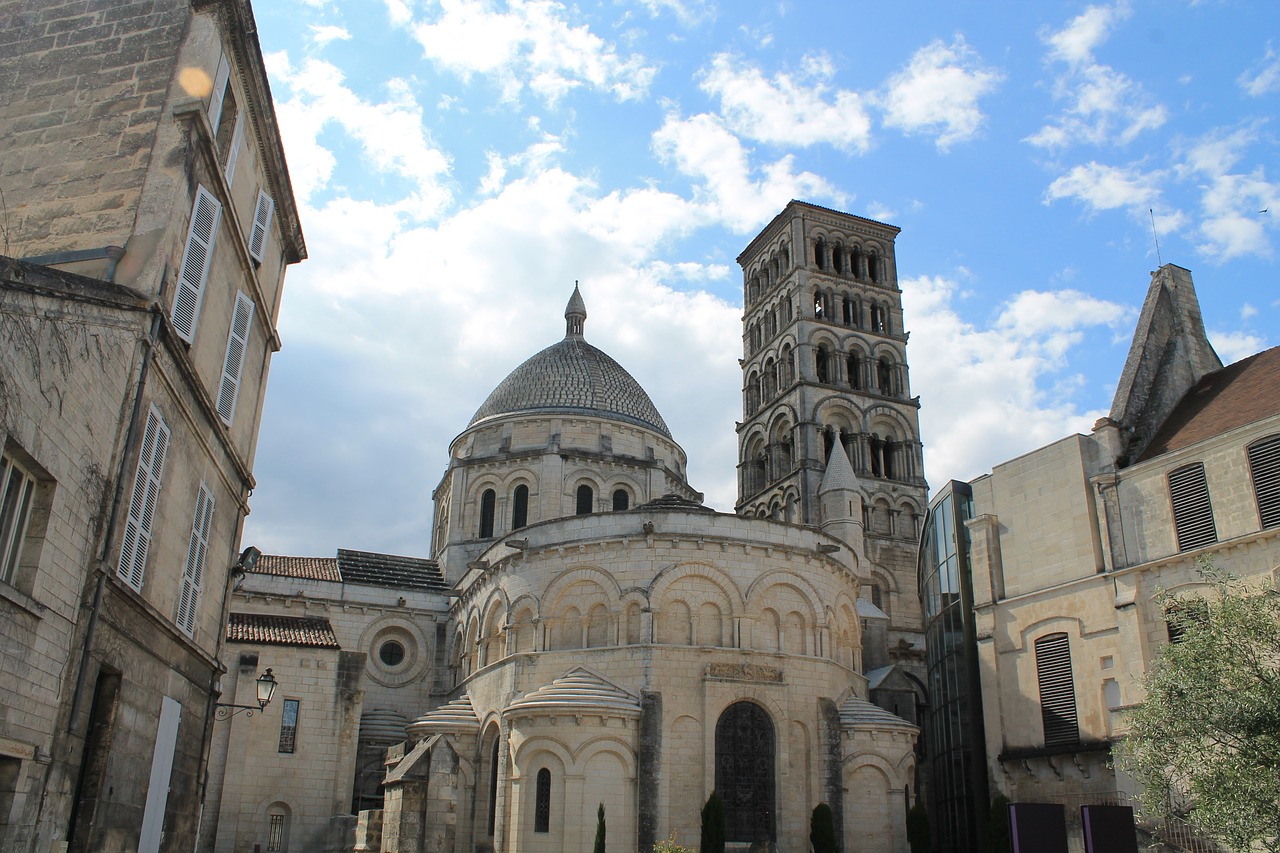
214, 668, 278, 720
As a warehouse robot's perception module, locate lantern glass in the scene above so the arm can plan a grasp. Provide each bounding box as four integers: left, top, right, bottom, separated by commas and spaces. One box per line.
255, 668, 277, 709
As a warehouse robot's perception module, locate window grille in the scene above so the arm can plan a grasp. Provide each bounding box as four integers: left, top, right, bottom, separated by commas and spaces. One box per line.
1034, 632, 1079, 748
534, 768, 551, 833
1168, 463, 1217, 551
0, 453, 36, 585
267, 814, 285, 851
278, 699, 299, 754
1248, 435, 1280, 529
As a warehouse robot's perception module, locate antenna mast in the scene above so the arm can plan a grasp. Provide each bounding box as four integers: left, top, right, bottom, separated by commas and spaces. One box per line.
1149, 209, 1163, 266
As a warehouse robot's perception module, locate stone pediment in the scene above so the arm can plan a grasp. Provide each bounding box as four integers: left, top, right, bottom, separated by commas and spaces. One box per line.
504, 666, 641, 722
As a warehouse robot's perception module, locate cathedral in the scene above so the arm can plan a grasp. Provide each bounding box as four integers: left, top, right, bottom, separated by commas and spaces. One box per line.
206, 202, 929, 853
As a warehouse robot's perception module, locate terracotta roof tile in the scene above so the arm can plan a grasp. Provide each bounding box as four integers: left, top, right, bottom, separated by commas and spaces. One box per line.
227, 613, 340, 648
252, 555, 341, 582
1137, 346, 1280, 462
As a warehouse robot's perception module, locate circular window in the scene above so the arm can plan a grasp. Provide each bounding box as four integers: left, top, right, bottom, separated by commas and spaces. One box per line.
378, 640, 406, 667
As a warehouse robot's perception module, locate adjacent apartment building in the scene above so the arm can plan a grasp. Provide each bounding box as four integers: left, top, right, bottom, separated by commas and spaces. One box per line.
0, 1, 303, 850
919, 264, 1280, 852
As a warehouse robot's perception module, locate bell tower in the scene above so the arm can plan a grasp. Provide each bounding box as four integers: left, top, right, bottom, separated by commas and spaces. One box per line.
736, 201, 927, 670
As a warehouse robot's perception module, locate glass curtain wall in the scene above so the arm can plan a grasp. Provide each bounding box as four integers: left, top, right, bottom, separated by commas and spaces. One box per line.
918, 481, 988, 853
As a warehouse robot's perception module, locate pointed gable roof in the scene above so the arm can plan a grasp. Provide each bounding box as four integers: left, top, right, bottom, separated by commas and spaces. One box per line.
504, 667, 641, 721
1109, 264, 1222, 465
818, 440, 858, 493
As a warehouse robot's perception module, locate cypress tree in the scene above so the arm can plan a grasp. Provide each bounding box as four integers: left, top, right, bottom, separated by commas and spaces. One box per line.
701, 791, 725, 853
810, 803, 837, 853
594, 803, 606, 853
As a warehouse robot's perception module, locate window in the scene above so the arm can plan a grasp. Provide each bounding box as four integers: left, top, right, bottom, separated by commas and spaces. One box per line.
248, 190, 275, 263
478, 489, 496, 538
575, 484, 594, 515
209, 54, 241, 172
612, 488, 630, 511
176, 484, 214, 637
216, 292, 255, 426
1034, 632, 1079, 748
379, 640, 405, 667
1248, 434, 1280, 529
0, 451, 37, 586
267, 814, 285, 852
486, 739, 500, 836
118, 407, 170, 591
172, 186, 222, 343
1169, 463, 1217, 551
534, 768, 551, 833
511, 484, 529, 530
278, 699, 299, 753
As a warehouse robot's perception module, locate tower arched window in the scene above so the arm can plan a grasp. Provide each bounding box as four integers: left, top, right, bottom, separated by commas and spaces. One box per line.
478, 489, 496, 538
575, 484, 594, 515
871, 304, 887, 334
814, 239, 826, 269
868, 254, 880, 282
877, 357, 894, 395
816, 346, 830, 383
832, 247, 843, 273
813, 290, 825, 319
843, 295, 854, 326
781, 245, 790, 267
848, 353, 862, 389
511, 484, 529, 530
781, 344, 795, 385
612, 488, 630, 511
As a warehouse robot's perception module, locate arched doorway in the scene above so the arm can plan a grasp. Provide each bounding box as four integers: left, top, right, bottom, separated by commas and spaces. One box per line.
715, 701, 775, 843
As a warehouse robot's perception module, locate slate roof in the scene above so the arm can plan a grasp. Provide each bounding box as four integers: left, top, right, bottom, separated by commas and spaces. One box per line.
254, 554, 341, 582
636, 493, 715, 512
251, 550, 447, 592
839, 694, 917, 732
227, 613, 340, 648
469, 291, 671, 437
1137, 346, 1280, 462
337, 549, 448, 592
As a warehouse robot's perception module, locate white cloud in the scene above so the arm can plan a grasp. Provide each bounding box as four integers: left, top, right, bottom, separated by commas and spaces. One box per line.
1242, 303, 1258, 320
636, 0, 715, 26
1209, 330, 1268, 364
878, 37, 1004, 150
1044, 2, 1129, 66
266, 53, 452, 219
651, 111, 841, 231
1028, 2, 1167, 149
400, 0, 656, 104
1178, 127, 1279, 260
1238, 43, 1280, 97
903, 274, 1127, 484
699, 52, 873, 152
1045, 161, 1162, 212
309, 24, 351, 47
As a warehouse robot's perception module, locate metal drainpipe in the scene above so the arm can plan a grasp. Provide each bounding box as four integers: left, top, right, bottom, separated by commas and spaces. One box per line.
65, 265, 166, 734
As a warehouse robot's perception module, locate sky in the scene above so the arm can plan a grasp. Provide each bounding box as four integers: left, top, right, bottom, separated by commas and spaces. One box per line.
242, 0, 1280, 559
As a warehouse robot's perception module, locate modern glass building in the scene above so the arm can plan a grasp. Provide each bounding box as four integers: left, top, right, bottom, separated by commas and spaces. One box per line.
918, 481, 988, 853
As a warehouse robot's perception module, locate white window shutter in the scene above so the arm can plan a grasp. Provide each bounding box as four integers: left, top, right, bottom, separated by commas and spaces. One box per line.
138, 697, 182, 853
248, 190, 274, 262
118, 407, 170, 591
209, 55, 230, 133
177, 484, 214, 636
223, 111, 244, 184
173, 186, 221, 343
216, 292, 255, 425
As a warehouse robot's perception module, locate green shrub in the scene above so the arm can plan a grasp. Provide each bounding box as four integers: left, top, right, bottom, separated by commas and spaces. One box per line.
652, 833, 693, 853
594, 803, 606, 853
907, 802, 931, 853
987, 795, 1010, 853
701, 791, 725, 853
810, 803, 837, 853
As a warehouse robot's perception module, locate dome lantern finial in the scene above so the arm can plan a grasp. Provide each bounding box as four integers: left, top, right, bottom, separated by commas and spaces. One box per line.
565, 281, 587, 338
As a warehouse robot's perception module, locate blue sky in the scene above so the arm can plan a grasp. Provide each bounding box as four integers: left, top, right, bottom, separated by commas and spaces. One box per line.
243, 0, 1279, 558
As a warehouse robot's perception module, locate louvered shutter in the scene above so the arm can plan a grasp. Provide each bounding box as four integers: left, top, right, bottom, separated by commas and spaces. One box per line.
1248, 435, 1280, 529
223, 111, 244, 183
1035, 632, 1079, 748
118, 407, 170, 590
1169, 463, 1217, 551
216, 292, 255, 425
248, 190, 274, 262
177, 484, 214, 636
173, 187, 221, 343
209, 55, 230, 133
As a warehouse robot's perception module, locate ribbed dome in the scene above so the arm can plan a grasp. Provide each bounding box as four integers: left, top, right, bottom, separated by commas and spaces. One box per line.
468, 287, 671, 437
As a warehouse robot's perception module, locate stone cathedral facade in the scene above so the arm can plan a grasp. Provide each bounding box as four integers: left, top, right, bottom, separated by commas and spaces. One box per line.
210, 203, 926, 853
